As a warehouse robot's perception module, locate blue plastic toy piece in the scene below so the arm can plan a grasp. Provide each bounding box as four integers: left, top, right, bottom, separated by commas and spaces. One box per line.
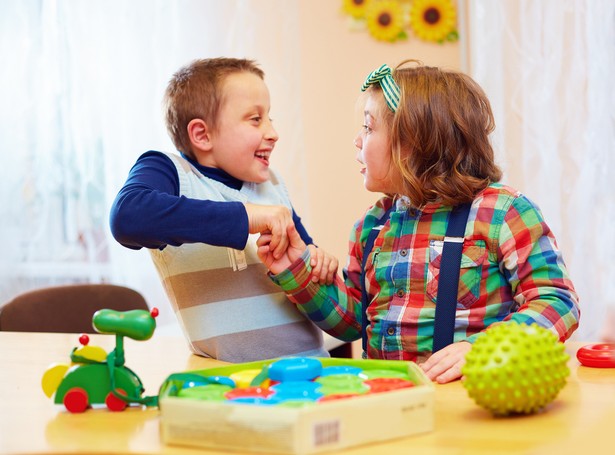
270, 381, 323, 401
268, 357, 322, 382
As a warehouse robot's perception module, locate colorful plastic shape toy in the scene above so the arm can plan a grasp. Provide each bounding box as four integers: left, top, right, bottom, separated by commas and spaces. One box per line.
41, 307, 159, 413
576, 343, 615, 368
161, 356, 417, 408
462, 322, 570, 416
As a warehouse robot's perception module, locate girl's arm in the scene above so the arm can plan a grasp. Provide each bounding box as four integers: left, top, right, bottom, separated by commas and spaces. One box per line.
422, 193, 580, 385
258, 223, 366, 342
497, 194, 580, 340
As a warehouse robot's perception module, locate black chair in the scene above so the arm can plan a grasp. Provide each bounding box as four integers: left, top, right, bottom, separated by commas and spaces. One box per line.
0, 284, 149, 333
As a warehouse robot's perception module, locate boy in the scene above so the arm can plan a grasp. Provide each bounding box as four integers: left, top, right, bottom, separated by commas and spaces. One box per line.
110, 58, 337, 362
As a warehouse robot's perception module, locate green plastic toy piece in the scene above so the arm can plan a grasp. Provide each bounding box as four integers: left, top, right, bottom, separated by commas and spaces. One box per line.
315, 374, 370, 396
178, 384, 232, 401
54, 363, 144, 405
461, 322, 570, 416
93, 309, 156, 341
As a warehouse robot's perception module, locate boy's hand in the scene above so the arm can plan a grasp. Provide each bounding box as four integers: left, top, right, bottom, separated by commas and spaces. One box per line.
244, 203, 293, 259
257, 224, 307, 274
307, 245, 339, 285
419, 341, 472, 384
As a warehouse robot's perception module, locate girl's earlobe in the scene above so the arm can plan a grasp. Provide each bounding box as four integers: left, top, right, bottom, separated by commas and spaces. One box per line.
187, 119, 212, 151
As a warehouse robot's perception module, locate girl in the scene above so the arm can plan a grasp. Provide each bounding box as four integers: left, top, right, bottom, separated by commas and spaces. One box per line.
257, 61, 580, 383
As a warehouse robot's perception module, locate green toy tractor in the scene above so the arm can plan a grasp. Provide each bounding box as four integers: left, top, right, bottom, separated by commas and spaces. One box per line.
41, 308, 159, 413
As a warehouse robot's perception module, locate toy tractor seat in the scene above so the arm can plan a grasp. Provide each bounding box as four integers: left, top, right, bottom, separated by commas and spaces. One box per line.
93, 309, 156, 341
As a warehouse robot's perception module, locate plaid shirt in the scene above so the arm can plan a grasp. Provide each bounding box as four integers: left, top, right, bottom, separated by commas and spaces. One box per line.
271, 183, 580, 361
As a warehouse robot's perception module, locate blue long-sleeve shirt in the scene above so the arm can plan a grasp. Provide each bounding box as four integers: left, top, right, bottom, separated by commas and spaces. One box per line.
110, 151, 313, 250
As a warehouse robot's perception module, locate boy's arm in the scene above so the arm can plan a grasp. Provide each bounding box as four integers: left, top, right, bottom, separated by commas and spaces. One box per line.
243, 203, 294, 259
109, 151, 247, 250
292, 210, 313, 245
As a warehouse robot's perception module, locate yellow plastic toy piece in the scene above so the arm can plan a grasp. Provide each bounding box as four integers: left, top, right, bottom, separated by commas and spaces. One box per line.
41, 363, 70, 398
73, 345, 107, 363
229, 369, 263, 388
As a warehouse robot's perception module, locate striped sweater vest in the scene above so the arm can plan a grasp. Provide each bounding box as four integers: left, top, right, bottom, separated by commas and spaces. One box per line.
149, 152, 327, 362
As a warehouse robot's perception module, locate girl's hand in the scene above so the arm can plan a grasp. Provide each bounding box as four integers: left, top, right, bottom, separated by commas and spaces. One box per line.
420, 341, 472, 384
257, 224, 307, 275
307, 245, 339, 285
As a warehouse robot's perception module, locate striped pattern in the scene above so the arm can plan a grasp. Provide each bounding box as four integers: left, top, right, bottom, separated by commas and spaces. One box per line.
150, 152, 327, 362
271, 183, 580, 362
361, 64, 401, 112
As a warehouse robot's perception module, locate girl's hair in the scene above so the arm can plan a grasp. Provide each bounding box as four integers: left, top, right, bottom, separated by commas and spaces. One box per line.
163, 57, 264, 158
373, 60, 502, 207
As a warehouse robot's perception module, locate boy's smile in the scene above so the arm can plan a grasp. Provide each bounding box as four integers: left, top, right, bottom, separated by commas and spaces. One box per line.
254, 149, 271, 166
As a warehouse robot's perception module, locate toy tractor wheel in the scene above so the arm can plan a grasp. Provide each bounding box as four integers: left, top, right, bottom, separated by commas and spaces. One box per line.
105, 388, 128, 412
64, 387, 89, 413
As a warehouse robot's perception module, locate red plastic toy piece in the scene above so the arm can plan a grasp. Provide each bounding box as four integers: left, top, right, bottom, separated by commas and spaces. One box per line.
576, 343, 615, 368
64, 387, 89, 413
224, 387, 273, 400
105, 389, 128, 412
79, 334, 90, 346
364, 378, 415, 393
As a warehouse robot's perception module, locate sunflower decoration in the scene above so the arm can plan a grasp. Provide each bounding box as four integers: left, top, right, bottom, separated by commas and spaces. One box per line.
409, 0, 458, 43
340, 0, 459, 44
342, 0, 371, 19
365, 0, 406, 42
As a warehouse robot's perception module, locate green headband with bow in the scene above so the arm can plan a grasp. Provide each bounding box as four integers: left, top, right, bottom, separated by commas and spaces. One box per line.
360, 64, 401, 112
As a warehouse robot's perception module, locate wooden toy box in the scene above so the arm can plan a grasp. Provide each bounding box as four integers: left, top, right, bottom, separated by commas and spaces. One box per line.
158, 357, 434, 454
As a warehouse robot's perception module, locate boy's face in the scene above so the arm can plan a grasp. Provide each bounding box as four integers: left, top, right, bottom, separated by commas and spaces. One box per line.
354, 92, 402, 194
203, 72, 278, 183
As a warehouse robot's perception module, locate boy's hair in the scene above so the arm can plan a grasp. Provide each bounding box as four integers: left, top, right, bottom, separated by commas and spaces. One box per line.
163, 57, 265, 158
373, 60, 502, 207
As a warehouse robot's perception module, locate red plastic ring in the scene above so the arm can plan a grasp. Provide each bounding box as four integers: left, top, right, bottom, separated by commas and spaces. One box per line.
576, 343, 615, 368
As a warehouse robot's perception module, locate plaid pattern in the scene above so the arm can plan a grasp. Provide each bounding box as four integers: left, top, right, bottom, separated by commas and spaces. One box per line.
271, 183, 580, 361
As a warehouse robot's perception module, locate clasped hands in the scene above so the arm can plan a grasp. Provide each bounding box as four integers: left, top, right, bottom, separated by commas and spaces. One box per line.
245, 203, 338, 284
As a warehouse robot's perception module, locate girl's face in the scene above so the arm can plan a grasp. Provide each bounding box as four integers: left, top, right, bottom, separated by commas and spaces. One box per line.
202, 71, 278, 183
354, 92, 403, 194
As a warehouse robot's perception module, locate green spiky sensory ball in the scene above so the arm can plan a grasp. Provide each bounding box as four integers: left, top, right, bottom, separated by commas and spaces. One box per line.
461, 322, 569, 416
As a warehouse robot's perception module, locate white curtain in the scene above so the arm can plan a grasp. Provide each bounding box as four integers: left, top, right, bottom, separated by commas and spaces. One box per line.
0, 0, 306, 332
467, 0, 615, 340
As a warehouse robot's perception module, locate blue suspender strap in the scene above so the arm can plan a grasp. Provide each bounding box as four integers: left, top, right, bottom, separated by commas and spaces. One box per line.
432, 202, 472, 353
361, 206, 393, 355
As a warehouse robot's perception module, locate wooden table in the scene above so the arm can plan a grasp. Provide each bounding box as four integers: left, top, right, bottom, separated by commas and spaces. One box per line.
0, 332, 613, 454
